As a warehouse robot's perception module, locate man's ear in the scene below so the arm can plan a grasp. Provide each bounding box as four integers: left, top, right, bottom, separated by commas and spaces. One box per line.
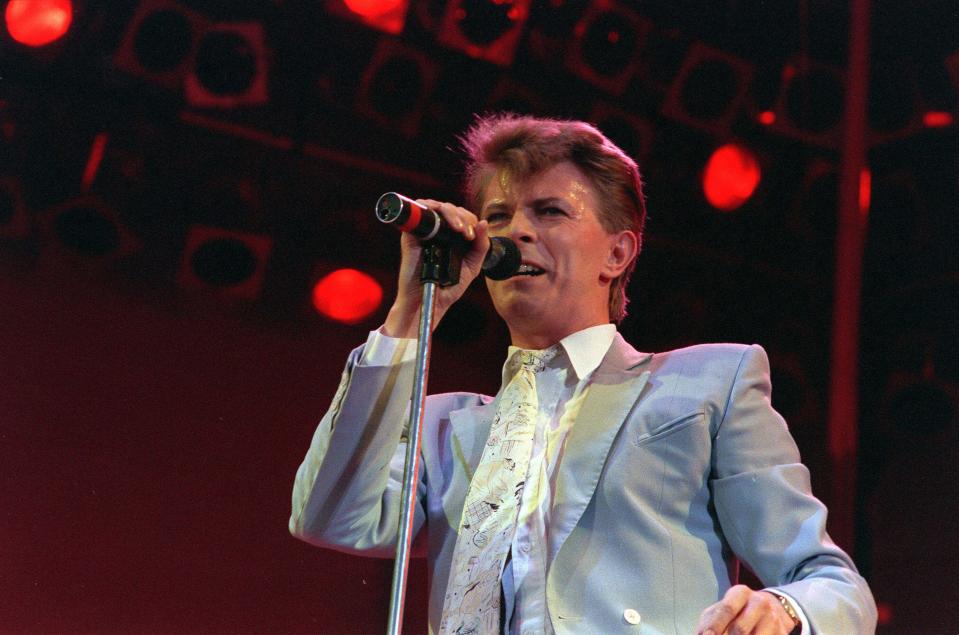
601, 230, 639, 280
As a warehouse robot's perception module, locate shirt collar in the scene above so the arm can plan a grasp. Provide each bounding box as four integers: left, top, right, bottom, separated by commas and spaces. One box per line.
557, 323, 617, 380
502, 323, 617, 383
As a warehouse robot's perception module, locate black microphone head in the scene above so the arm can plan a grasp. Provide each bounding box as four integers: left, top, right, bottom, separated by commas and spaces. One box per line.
482, 236, 521, 280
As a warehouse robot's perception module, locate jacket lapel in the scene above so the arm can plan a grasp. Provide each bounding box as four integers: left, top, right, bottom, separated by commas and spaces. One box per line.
447, 399, 496, 484
551, 334, 653, 558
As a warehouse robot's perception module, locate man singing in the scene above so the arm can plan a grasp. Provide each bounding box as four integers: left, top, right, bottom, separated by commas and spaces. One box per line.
289, 114, 876, 634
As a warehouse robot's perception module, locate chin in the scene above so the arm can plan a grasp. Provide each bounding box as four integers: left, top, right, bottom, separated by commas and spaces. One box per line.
489, 277, 566, 326
498, 300, 553, 331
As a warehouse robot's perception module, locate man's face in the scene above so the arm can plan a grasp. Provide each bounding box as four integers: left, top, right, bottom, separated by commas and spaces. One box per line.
479, 161, 619, 345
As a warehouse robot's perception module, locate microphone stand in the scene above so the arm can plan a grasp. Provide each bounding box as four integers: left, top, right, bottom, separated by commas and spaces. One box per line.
386, 241, 461, 635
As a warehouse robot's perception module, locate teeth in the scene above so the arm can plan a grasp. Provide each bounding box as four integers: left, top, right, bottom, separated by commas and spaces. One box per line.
518, 264, 544, 275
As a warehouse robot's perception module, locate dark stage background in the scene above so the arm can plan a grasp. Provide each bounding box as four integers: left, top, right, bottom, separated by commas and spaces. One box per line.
2, 1, 958, 632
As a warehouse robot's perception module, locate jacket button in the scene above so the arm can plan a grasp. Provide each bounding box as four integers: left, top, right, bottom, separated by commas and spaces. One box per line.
623, 608, 641, 625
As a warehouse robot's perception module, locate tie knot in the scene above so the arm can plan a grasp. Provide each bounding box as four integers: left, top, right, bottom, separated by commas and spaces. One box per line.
514, 346, 559, 374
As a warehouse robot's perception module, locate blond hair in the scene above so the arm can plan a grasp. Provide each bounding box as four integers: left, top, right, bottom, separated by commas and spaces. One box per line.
461, 113, 646, 322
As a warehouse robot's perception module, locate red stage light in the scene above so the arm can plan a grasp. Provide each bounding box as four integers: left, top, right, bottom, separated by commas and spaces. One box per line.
876, 602, 893, 626
5, 0, 73, 47
702, 143, 761, 212
343, 0, 404, 19
332, 0, 408, 34
566, 2, 648, 94
923, 111, 954, 127
313, 268, 383, 324
758, 110, 776, 125
81, 132, 108, 191
859, 168, 871, 218
438, 0, 531, 67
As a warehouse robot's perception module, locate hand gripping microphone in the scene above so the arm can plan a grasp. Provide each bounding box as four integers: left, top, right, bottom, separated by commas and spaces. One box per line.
375, 192, 520, 280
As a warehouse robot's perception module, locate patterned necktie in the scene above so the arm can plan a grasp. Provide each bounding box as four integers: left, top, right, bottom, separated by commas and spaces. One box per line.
440, 346, 558, 635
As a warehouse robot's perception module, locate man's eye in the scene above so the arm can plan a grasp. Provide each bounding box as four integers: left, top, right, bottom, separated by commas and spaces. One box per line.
541, 206, 566, 216
485, 212, 508, 222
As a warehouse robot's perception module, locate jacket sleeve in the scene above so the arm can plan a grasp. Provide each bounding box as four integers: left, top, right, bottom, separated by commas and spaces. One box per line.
709, 344, 877, 634
288, 341, 425, 557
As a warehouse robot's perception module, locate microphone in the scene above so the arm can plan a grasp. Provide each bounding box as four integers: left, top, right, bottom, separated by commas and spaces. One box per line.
375, 192, 520, 281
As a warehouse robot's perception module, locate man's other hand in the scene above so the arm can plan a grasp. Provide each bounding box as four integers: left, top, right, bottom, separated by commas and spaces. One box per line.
696, 584, 798, 635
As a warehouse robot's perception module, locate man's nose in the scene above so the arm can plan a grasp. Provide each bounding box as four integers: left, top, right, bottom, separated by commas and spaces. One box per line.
506, 210, 536, 243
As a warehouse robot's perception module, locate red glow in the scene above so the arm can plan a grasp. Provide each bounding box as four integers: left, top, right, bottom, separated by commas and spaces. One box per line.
341, 0, 407, 33
313, 268, 383, 324
5, 0, 73, 47
81, 132, 108, 192
702, 143, 762, 212
343, 0, 403, 18
923, 111, 954, 127
758, 110, 776, 125
877, 602, 893, 626
859, 168, 871, 218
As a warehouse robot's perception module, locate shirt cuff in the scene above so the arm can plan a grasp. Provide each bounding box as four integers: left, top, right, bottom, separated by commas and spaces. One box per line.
359, 327, 417, 367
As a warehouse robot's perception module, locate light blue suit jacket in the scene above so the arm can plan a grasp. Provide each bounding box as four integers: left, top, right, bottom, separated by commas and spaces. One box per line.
290, 334, 876, 634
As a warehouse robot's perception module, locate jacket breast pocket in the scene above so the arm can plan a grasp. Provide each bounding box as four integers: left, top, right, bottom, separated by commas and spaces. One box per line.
633, 410, 706, 447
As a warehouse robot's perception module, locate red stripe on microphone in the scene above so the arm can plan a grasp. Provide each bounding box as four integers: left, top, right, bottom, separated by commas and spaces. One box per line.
397, 200, 422, 232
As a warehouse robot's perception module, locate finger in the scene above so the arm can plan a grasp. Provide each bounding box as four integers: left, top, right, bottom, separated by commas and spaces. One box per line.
437, 202, 478, 240
474, 218, 489, 243
463, 220, 490, 272
697, 585, 752, 635
416, 199, 478, 240
722, 592, 766, 635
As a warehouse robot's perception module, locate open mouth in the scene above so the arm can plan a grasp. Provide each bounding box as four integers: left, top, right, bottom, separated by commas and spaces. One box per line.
516, 264, 546, 276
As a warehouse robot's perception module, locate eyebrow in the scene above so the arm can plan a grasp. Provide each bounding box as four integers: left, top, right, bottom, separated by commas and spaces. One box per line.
481, 197, 570, 216
480, 200, 508, 218
531, 197, 569, 208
